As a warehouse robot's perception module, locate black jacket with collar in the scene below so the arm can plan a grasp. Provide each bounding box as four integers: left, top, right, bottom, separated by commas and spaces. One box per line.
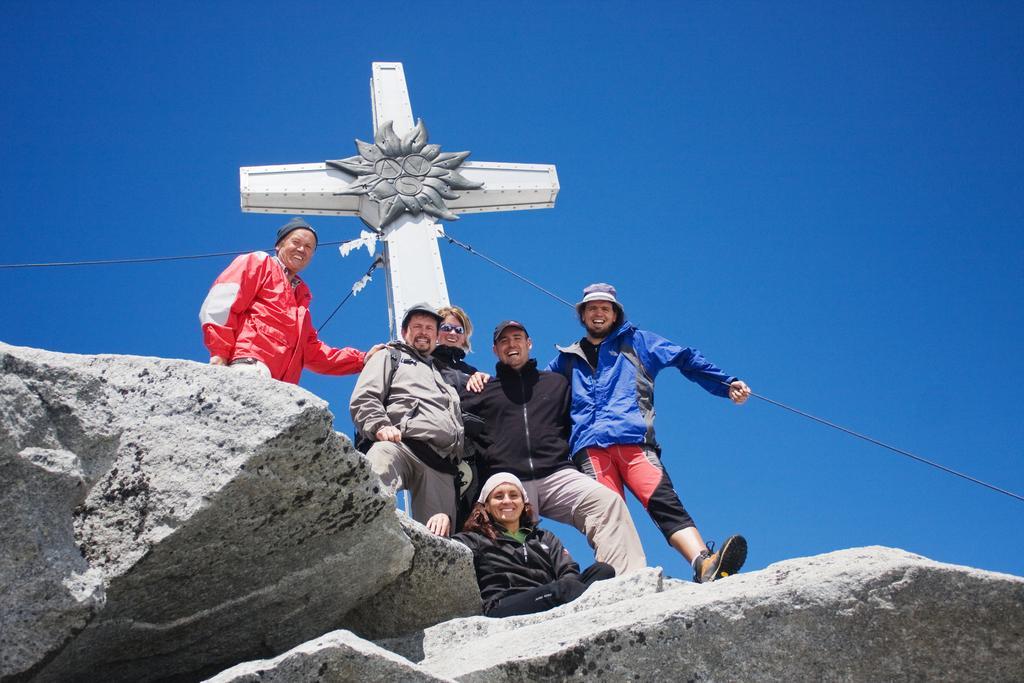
431, 344, 478, 393
452, 525, 580, 611
459, 359, 574, 481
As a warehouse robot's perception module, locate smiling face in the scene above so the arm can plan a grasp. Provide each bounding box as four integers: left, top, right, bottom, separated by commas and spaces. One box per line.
275, 228, 317, 274
485, 483, 525, 531
582, 300, 618, 340
493, 328, 532, 370
403, 313, 439, 354
439, 314, 468, 350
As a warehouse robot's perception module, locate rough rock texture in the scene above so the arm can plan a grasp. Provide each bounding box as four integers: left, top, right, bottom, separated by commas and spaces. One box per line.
413, 547, 1024, 681
204, 630, 452, 683
0, 342, 420, 681
0, 447, 102, 679
337, 516, 481, 641
380, 567, 667, 662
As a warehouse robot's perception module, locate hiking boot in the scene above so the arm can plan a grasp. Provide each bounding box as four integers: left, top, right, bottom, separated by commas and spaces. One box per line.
693, 535, 748, 583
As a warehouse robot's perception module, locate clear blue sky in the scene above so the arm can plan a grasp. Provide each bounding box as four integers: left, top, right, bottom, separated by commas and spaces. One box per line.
3, 2, 1022, 579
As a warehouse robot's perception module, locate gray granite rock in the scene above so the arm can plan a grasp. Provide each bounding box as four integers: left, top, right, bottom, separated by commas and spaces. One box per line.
0, 342, 413, 681
382, 566, 666, 661
204, 630, 452, 683
416, 547, 1024, 681
0, 446, 102, 678
338, 515, 481, 642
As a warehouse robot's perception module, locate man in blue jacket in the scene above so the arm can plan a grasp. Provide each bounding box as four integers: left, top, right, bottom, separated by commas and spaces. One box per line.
548, 283, 751, 583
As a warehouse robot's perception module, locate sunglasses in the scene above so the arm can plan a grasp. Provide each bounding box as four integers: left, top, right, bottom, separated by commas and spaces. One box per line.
439, 323, 465, 334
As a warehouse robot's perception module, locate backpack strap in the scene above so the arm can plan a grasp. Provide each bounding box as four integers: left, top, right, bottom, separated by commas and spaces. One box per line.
354, 345, 403, 454
380, 345, 402, 405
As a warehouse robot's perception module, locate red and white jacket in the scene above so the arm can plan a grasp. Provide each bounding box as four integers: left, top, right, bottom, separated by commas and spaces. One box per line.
199, 251, 365, 384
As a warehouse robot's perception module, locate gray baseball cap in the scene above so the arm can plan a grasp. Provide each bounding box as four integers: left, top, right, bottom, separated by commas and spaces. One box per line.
401, 302, 443, 330
492, 320, 529, 343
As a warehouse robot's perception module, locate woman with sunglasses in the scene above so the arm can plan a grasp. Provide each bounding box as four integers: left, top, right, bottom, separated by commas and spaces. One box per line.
433, 305, 489, 527
432, 305, 482, 391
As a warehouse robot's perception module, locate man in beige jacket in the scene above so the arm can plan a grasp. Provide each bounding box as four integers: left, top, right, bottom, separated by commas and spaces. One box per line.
350, 303, 464, 537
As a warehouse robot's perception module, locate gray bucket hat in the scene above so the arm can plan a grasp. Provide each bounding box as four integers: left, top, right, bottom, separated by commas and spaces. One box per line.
575, 282, 625, 322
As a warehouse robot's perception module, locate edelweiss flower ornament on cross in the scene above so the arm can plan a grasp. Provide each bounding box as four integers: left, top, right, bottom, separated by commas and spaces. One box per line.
327, 119, 482, 227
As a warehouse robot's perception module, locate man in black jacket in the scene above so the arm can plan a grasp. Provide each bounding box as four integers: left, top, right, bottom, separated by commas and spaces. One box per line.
460, 321, 646, 575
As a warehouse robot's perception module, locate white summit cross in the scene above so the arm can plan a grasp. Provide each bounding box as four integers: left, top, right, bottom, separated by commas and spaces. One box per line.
239, 62, 560, 336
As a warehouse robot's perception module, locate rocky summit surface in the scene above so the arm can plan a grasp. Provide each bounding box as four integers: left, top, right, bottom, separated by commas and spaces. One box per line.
209, 548, 1024, 682
411, 546, 1024, 681
2, 342, 1022, 682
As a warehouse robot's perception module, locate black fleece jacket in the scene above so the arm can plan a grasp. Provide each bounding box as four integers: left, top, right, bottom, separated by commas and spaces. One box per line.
431, 344, 478, 393
459, 359, 574, 481
452, 525, 580, 611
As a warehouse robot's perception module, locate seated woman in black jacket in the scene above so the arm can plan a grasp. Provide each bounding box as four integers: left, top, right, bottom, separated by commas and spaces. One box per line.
453, 472, 615, 618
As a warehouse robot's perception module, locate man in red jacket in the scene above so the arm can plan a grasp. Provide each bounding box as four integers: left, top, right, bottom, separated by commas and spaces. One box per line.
200, 217, 382, 383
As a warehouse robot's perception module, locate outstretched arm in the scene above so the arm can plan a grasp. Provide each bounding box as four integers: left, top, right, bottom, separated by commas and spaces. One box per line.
635, 330, 736, 398
303, 326, 381, 376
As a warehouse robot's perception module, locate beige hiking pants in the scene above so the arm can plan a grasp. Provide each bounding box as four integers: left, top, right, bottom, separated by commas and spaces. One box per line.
520, 467, 647, 575
366, 441, 456, 526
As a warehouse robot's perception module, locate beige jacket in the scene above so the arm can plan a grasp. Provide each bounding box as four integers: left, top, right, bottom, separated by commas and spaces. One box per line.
349, 342, 464, 460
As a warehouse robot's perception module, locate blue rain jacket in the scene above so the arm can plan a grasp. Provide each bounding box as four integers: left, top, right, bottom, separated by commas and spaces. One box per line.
546, 321, 735, 455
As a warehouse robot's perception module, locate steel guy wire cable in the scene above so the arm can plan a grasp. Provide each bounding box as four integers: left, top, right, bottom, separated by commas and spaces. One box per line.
318, 257, 383, 332
441, 232, 575, 308
712, 380, 1024, 504
0, 240, 358, 269
440, 229, 1024, 505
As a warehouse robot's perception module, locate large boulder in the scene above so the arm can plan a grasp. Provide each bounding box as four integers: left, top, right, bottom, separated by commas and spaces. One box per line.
0, 342, 420, 681
412, 547, 1024, 681
204, 630, 451, 683
337, 516, 481, 641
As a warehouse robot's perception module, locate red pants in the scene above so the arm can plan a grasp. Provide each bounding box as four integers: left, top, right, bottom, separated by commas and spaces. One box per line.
575, 444, 695, 541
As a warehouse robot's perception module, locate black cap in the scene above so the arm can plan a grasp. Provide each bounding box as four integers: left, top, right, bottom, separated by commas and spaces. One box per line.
276, 217, 318, 247
492, 320, 529, 343
401, 302, 443, 331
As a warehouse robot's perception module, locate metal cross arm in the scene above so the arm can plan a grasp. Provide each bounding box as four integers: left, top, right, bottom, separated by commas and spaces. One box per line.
238, 62, 559, 337
239, 160, 559, 218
